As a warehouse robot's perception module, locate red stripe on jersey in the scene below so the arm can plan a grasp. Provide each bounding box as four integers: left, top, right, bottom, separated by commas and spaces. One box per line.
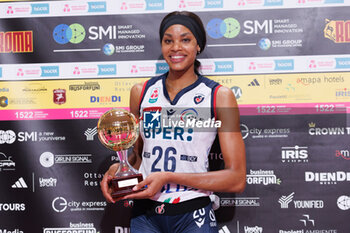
213, 85, 222, 120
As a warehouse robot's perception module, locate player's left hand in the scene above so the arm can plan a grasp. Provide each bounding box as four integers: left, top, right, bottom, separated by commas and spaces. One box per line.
123, 172, 169, 200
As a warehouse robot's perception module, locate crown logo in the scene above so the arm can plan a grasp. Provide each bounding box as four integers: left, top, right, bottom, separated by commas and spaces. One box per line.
308, 122, 316, 128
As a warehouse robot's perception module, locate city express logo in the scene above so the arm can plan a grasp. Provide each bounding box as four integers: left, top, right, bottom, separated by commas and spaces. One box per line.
324, 19, 350, 43
0, 31, 33, 53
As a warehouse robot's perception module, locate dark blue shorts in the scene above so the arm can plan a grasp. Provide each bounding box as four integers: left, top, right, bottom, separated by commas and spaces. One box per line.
130, 200, 218, 233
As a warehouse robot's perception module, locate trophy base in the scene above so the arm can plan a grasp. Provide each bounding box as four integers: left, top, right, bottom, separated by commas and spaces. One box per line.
110, 173, 143, 199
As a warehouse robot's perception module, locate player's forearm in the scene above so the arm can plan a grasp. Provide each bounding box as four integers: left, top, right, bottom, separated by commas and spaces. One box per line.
166, 169, 246, 193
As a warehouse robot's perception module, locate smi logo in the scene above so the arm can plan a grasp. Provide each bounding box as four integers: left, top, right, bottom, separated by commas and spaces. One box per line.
53, 23, 86, 44
206, 18, 241, 39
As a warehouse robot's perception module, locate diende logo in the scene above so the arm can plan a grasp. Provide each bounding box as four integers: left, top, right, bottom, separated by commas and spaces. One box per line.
206, 18, 240, 39
53, 23, 86, 44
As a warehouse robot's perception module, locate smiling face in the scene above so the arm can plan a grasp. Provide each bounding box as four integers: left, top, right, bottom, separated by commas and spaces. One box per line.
161, 24, 200, 74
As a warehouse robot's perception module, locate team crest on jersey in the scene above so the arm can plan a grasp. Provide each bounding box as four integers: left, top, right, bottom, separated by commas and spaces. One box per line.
143, 106, 162, 129
149, 87, 160, 103
194, 93, 204, 104
180, 108, 198, 121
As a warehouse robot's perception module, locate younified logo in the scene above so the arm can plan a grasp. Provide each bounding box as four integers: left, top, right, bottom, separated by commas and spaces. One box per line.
84, 127, 97, 141
279, 192, 324, 209
279, 192, 294, 208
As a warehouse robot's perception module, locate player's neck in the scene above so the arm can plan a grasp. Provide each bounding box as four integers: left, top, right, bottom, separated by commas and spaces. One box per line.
165, 70, 198, 101
166, 69, 198, 90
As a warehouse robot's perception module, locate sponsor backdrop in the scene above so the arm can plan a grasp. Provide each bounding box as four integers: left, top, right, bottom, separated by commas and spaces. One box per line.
0, 1, 349, 233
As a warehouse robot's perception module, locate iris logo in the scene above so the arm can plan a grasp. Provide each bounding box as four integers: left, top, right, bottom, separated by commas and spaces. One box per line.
206, 18, 240, 39
53, 23, 86, 44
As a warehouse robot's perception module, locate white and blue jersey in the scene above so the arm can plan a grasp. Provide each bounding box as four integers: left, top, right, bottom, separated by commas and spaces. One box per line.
138, 73, 221, 203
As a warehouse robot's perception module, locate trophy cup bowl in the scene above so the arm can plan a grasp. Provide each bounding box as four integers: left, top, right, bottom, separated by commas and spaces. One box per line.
97, 108, 143, 199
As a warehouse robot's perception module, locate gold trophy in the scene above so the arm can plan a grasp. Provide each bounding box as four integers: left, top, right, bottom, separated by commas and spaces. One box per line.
97, 108, 143, 199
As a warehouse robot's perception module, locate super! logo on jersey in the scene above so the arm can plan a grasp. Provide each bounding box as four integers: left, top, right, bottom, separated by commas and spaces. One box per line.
149, 87, 159, 103
0, 31, 33, 53
324, 19, 350, 43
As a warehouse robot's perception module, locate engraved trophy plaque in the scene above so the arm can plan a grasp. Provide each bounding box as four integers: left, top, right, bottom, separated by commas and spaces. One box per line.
97, 108, 143, 199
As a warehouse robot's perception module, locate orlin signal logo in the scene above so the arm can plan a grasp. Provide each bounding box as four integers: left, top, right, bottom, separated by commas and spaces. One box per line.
324, 19, 350, 43
0, 31, 33, 53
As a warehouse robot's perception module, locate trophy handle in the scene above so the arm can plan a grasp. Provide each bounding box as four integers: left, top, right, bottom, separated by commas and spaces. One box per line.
115, 149, 139, 177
